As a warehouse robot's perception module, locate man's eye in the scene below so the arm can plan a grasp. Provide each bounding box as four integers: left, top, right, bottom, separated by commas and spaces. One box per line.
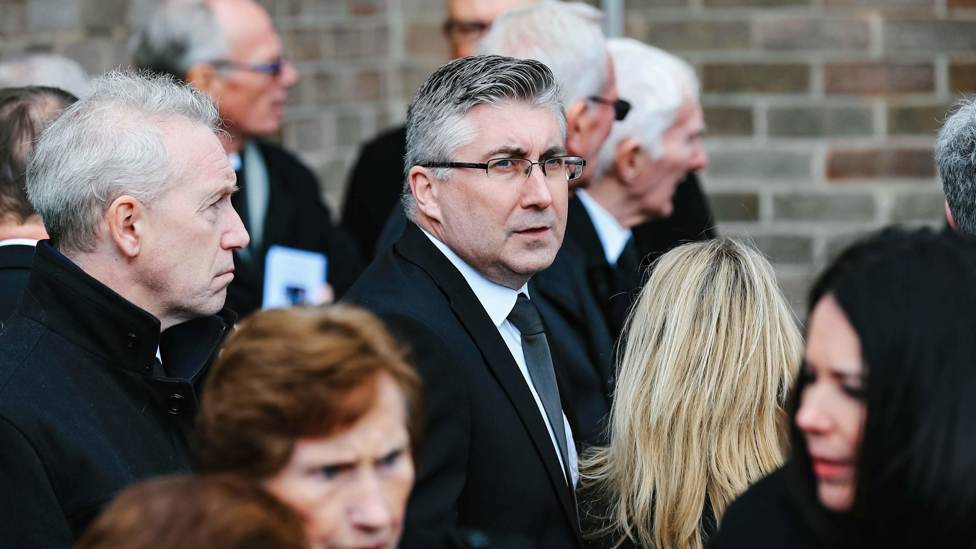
492, 159, 516, 169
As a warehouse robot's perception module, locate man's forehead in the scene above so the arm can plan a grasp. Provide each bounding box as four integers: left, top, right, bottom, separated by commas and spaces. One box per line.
448, 0, 536, 21
211, 0, 279, 56
461, 102, 564, 155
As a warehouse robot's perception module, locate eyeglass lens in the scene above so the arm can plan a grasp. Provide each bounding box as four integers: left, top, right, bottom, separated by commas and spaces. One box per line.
485, 158, 583, 182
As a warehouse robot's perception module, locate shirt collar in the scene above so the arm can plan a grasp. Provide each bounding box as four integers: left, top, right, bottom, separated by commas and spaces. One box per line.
576, 189, 633, 266
421, 228, 528, 328
0, 238, 39, 248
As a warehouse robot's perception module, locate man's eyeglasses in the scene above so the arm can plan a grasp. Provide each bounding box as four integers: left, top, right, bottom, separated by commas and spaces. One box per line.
588, 96, 631, 121
442, 19, 491, 42
421, 156, 586, 183
211, 58, 286, 77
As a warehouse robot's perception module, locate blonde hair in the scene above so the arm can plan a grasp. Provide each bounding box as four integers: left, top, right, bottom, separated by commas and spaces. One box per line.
581, 238, 802, 549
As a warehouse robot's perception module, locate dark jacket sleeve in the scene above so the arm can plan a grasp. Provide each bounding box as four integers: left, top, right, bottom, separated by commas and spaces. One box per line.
381, 313, 472, 549
0, 416, 73, 548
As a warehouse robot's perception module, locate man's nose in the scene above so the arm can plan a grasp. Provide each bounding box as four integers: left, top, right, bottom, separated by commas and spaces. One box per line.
222, 210, 250, 251
520, 165, 555, 209
279, 60, 299, 88
688, 144, 709, 173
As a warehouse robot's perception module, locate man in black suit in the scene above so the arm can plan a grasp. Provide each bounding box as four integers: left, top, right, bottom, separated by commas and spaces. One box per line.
132, 0, 363, 318
345, 55, 583, 549
0, 85, 76, 322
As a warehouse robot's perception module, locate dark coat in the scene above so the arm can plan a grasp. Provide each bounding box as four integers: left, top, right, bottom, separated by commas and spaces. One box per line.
531, 239, 614, 447
228, 140, 364, 318
565, 179, 717, 343
0, 242, 233, 547
707, 467, 844, 549
343, 222, 583, 549
0, 242, 33, 324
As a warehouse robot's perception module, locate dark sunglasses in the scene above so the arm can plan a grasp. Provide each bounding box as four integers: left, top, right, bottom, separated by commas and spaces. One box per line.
211, 58, 286, 77
588, 96, 631, 121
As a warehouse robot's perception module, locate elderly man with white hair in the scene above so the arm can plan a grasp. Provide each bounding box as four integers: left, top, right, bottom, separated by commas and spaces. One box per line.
567, 37, 710, 342
0, 71, 248, 547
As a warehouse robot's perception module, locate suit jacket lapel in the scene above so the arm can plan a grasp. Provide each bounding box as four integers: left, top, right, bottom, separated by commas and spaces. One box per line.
394, 223, 581, 535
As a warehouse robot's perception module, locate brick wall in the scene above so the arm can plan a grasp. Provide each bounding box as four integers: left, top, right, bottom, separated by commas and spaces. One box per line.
1, 0, 970, 310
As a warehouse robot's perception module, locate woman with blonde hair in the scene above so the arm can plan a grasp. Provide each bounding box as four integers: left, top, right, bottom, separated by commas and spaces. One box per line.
581, 238, 803, 549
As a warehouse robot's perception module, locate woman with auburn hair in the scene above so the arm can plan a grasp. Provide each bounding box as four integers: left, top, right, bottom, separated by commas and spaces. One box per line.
75, 474, 307, 549
708, 228, 976, 549
194, 305, 422, 549
581, 238, 803, 549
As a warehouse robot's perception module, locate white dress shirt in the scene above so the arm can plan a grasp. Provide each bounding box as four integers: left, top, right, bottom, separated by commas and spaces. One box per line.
0, 238, 39, 248
576, 189, 634, 267
422, 229, 578, 486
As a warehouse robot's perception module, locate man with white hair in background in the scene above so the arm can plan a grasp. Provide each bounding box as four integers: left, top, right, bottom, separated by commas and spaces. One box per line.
0, 53, 91, 97
132, 0, 363, 317
576, 37, 710, 340
0, 71, 248, 547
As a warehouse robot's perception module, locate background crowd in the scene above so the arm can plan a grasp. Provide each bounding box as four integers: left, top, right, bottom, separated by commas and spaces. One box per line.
2, 0, 976, 548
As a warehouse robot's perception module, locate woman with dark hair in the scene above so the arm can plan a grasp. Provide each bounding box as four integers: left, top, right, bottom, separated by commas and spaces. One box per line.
708, 228, 976, 549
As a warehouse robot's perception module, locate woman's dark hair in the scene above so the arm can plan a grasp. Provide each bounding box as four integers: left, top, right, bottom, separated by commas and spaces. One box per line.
787, 227, 976, 547
0, 86, 76, 222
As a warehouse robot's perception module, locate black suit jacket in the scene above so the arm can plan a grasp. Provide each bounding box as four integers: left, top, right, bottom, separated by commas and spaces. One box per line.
0, 243, 33, 324
531, 240, 614, 447
566, 179, 717, 342
343, 222, 583, 549
228, 141, 364, 318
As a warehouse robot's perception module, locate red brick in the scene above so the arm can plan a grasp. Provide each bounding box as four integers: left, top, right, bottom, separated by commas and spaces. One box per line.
703, 106, 753, 136
885, 21, 976, 52
887, 104, 950, 135
825, 63, 934, 95
705, 0, 808, 6
826, 148, 935, 179
643, 20, 750, 52
703, 63, 810, 94
950, 62, 976, 94
949, 0, 976, 7
757, 16, 870, 51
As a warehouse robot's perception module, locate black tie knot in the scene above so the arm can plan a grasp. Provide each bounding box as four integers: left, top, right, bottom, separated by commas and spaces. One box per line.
507, 293, 545, 335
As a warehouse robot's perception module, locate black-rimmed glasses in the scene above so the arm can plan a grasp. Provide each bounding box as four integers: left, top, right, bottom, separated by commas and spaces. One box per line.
588, 96, 631, 121
211, 58, 286, 77
421, 156, 586, 183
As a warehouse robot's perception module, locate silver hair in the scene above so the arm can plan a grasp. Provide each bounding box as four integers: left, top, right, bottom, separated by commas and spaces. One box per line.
129, 0, 227, 80
0, 53, 91, 98
478, 1, 607, 108
937, 97, 976, 235
27, 70, 220, 253
595, 38, 700, 179
402, 55, 566, 221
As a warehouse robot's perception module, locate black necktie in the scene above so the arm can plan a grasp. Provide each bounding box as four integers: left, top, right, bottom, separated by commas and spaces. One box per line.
507, 293, 571, 484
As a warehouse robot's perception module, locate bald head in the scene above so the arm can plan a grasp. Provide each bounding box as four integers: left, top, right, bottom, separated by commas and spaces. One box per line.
444, 0, 538, 58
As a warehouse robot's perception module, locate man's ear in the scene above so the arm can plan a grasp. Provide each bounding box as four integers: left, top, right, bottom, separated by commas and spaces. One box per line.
565, 99, 590, 158
408, 166, 442, 223
946, 200, 958, 231
613, 137, 645, 185
106, 195, 145, 259
185, 63, 219, 94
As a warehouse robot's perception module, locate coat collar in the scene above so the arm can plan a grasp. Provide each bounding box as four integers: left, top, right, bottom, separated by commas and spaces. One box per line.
566, 193, 611, 271
20, 241, 234, 381
394, 222, 582, 540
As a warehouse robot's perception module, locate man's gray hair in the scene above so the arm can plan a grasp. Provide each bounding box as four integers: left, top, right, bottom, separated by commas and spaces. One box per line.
595, 38, 700, 178
478, 1, 607, 108
27, 70, 220, 253
130, 0, 227, 80
402, 55, 565, 221
937, 97, 976, 235
0, 53, 91, 98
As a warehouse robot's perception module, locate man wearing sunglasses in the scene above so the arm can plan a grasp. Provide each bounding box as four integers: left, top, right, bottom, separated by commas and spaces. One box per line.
133, 0, 364, 317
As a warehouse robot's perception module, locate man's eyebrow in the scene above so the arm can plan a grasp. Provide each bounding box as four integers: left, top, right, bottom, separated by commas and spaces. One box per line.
541, 145, 567, 158
483, 145, 528, 160
203, 183, 239, 203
